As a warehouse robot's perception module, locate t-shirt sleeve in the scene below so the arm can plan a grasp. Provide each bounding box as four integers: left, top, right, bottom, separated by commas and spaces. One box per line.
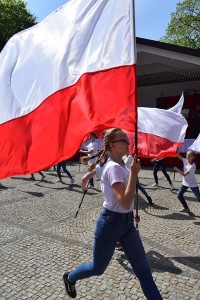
106, 164, 124, 186
95, 165, 102, 179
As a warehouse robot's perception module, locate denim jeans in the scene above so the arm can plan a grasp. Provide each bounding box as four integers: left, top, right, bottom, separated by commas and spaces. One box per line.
177, 184, 200, 209
69, 208, 162, 300
137, 179, 149, 199
153, 160, 172, 185
56, 161, 72, 179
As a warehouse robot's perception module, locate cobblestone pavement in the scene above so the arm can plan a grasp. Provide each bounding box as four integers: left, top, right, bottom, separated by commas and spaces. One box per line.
0, 163, 200, 300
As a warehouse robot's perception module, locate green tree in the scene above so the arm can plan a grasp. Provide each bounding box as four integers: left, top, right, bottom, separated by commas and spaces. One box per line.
0, 0, 37, 51
160, 0, 200, 49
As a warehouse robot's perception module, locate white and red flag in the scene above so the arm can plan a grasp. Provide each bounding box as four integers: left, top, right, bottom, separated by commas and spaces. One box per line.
127, 95, 188, 158
0, 0, 137, 179
188, 134, 200, 153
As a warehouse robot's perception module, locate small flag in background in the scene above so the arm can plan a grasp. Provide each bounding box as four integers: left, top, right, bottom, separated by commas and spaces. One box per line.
126, 95, 188, 158
188, 134, 200, 153
0, 0, 137, 179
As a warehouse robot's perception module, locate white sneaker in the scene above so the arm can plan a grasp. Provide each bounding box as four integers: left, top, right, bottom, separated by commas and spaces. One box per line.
179, 208, 190, 213
151, 183, 159, 187
56, 178, 62, 183
170, 184, 175, 191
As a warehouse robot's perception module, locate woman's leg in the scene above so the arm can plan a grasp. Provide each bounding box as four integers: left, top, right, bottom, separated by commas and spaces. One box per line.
177, 185, 189, 209
89, 177, 94, 186
56, 163, 62, 180
61, 162, 73, 179
68, 212, 118, 282
120, 226, 162, 300
137, 181, 149, 199
38, 171, 46, 180
153, 164, 159, 184
190, 186, 200, 201
161, 163, 172, 184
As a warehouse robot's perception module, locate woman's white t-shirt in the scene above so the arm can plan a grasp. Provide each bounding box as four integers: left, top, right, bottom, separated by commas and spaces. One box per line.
86, 141, 99, 164
182, 158, 198, 187
101, 158, 134, 213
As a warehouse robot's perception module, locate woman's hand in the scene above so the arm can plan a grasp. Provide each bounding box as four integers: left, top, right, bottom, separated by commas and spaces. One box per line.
134, 214, 140, 224
130, 155, 141, 175
81, 170, 96, 192
81, 178, 88, 193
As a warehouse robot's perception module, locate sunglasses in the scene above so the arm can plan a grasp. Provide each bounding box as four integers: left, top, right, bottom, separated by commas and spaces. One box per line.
111, 138, 130, 145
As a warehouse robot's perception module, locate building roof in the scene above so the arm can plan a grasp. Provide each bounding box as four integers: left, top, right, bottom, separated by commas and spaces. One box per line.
136, 38, 200, 87
136, 37, 200, 58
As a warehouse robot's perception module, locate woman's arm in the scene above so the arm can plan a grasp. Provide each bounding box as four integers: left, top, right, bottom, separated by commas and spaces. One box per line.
81, 170, 96, 192
176, 153, 183, 161
112, 155, 141, 210
173, 166, 189, 177
151, 158, 156, 163
79, 149, 93, 155
176, 148, 183, 161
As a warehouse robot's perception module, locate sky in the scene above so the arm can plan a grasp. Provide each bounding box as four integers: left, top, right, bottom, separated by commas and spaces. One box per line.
25, 0, 180, 41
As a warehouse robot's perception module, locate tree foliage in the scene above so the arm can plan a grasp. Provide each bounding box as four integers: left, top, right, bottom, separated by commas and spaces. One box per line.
160, 0, 200, 49
0, 0, 37, 51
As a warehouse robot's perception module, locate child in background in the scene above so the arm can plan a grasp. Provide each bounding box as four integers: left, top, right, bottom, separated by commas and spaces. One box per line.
174, 150, 200, 213
123, 154, 153, 206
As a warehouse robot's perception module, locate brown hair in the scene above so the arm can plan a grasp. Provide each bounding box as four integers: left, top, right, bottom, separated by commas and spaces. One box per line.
187, 150, 196, 163
87, 128, 124, 172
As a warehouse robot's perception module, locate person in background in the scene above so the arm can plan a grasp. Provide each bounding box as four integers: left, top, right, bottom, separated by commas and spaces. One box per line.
31, 171, 46, 181
63, 128, 162, 300
174, 150, 200, 213
56, 160, 74, 184
151, 158, 174, 191
123, 154, 153, 206
79, 132, 99, 188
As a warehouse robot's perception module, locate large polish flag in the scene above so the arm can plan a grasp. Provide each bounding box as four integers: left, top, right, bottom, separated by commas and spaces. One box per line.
127, 95, 188, 158
0, 0, 137, 179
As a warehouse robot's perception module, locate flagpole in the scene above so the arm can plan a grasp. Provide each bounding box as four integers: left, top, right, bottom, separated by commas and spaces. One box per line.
131, 0, 140, 229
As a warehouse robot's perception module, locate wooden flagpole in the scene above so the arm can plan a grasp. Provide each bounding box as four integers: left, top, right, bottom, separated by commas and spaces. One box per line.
132, 0, 140, 229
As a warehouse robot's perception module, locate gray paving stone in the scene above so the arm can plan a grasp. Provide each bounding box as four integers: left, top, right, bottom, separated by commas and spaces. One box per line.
0, 165, 200, 299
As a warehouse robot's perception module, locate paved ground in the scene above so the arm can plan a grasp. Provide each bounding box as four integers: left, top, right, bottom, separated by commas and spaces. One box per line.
0, 162, 200, 300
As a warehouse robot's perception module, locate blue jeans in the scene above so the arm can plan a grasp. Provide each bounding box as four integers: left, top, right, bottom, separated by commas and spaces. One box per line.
153, 160, 172, 185
137, 179, 149, 199
69, 208, 162, 300
56, 161, 72, 179
177, 184, 200, 209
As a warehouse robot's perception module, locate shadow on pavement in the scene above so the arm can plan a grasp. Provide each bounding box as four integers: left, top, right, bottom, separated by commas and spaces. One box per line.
117, 250, 182, 275
170, 256, 200, 272
194, 222, 200, 225
144, 211, 196, 220
0, 185, 9, 190
20, 191, 45, 198
11, 176, 34, 181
